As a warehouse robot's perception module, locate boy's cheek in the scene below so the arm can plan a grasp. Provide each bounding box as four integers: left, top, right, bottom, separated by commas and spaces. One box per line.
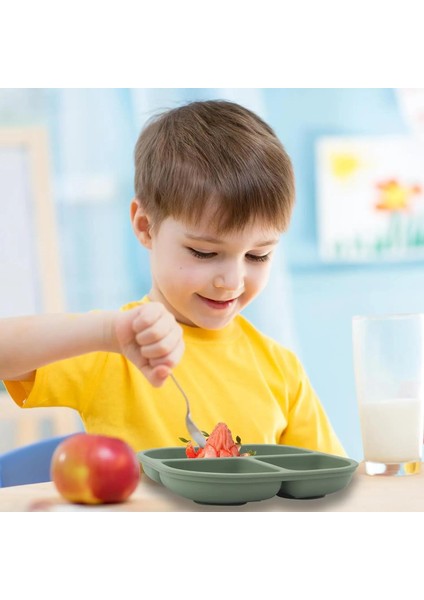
170, 266, 206, 289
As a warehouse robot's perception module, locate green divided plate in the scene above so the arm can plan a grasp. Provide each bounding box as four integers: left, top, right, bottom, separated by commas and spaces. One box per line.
137, 444, 358, 506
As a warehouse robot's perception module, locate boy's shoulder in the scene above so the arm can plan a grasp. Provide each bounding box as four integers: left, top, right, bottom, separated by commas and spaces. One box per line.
119, 298, 147, 311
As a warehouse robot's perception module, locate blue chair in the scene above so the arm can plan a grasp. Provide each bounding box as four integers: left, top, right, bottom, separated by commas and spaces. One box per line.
0, 435, 71, 488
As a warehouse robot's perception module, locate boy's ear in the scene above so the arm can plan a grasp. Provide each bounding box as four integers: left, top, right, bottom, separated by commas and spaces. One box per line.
130, 198, 153, 249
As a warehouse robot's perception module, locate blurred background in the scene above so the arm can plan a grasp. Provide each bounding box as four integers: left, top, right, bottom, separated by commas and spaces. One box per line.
1, 87, 424, 460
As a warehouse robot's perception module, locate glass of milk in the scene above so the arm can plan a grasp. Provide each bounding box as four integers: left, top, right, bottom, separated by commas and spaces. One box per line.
352, 313, 424, 476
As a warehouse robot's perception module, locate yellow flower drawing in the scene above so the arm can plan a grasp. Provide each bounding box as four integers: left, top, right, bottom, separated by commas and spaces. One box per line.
375, 179, 422, 211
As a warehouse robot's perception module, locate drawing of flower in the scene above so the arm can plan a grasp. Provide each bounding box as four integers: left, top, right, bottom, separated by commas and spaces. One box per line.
375, 178, 421, 211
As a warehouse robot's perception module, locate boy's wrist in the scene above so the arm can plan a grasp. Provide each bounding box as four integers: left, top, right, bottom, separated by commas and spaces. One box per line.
100, 311, 120, 353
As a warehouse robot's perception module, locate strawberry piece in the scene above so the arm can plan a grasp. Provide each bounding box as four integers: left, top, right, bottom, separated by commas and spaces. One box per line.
218, 449, 233, 457
185, 422, 243, 459
203, 445, 218, 458
185, 443, 201, 458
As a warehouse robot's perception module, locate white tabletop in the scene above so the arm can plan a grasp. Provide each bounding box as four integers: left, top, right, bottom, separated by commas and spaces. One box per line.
1, 462, 424, 511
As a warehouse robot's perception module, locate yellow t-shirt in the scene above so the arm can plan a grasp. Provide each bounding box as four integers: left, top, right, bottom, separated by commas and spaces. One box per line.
4, 298, 346, 456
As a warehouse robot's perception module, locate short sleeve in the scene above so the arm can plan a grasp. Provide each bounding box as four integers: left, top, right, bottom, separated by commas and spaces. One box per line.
3, 351, 105, 412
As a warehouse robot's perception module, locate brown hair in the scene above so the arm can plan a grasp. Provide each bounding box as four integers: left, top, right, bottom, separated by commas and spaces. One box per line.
134, 100, 295, 232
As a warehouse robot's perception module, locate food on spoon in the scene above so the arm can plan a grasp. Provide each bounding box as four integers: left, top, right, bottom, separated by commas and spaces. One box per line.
181, 422, 254, 458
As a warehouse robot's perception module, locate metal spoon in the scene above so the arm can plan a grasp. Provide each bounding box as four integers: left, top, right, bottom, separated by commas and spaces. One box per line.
170, 373, 207, 448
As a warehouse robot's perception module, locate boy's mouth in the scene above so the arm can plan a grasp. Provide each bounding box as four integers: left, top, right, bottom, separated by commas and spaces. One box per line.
197, 294, 238, 310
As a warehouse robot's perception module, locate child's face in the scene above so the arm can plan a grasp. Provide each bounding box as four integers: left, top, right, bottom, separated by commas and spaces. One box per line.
143, 210, 280, 329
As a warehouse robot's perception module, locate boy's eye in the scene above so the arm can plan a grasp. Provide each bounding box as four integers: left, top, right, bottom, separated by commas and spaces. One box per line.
188, 247, 271, 262
246, 253, 270, 263
188, 248, 216, 259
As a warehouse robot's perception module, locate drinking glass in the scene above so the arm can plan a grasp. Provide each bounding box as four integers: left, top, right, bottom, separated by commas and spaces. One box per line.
352, 313, 424, 476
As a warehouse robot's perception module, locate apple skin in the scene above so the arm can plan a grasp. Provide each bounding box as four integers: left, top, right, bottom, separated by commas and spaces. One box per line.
51, 433, 140, 504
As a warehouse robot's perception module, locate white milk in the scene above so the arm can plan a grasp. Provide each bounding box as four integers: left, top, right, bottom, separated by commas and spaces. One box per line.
360, 397, 423, 463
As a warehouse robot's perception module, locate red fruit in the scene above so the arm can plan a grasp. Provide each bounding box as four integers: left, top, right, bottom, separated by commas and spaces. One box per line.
51, 433, 140, 504
185, 443, 201, 458
185, 423, 242, 459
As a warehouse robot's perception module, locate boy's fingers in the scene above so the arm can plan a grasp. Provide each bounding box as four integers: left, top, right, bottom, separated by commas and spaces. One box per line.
147, 344, 184, 369
126, 302, 184, 385
145, 364, 171, 387
135, 312, 180, 346
132, 301, 168, 331
139, 326, 183, 361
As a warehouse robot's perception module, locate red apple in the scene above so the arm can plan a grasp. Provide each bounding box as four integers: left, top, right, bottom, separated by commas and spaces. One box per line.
51, 433, 140, 504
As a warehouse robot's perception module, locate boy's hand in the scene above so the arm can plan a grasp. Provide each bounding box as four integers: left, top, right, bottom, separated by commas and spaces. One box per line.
113, 303, 184, 387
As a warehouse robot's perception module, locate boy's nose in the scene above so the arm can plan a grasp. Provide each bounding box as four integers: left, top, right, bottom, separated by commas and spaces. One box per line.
213, 266, 245, 293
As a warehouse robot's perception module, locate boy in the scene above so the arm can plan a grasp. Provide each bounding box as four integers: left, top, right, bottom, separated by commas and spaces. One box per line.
0, 100, 346, 456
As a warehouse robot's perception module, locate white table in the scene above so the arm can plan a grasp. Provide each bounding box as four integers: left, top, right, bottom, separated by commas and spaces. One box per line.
1, 463, 424, 511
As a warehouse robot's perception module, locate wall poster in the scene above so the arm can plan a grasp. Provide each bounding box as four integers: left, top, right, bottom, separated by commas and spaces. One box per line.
316, 136, 424, 262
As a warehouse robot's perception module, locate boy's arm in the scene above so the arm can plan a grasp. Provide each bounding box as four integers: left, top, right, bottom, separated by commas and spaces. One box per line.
0, 302, 183, 387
